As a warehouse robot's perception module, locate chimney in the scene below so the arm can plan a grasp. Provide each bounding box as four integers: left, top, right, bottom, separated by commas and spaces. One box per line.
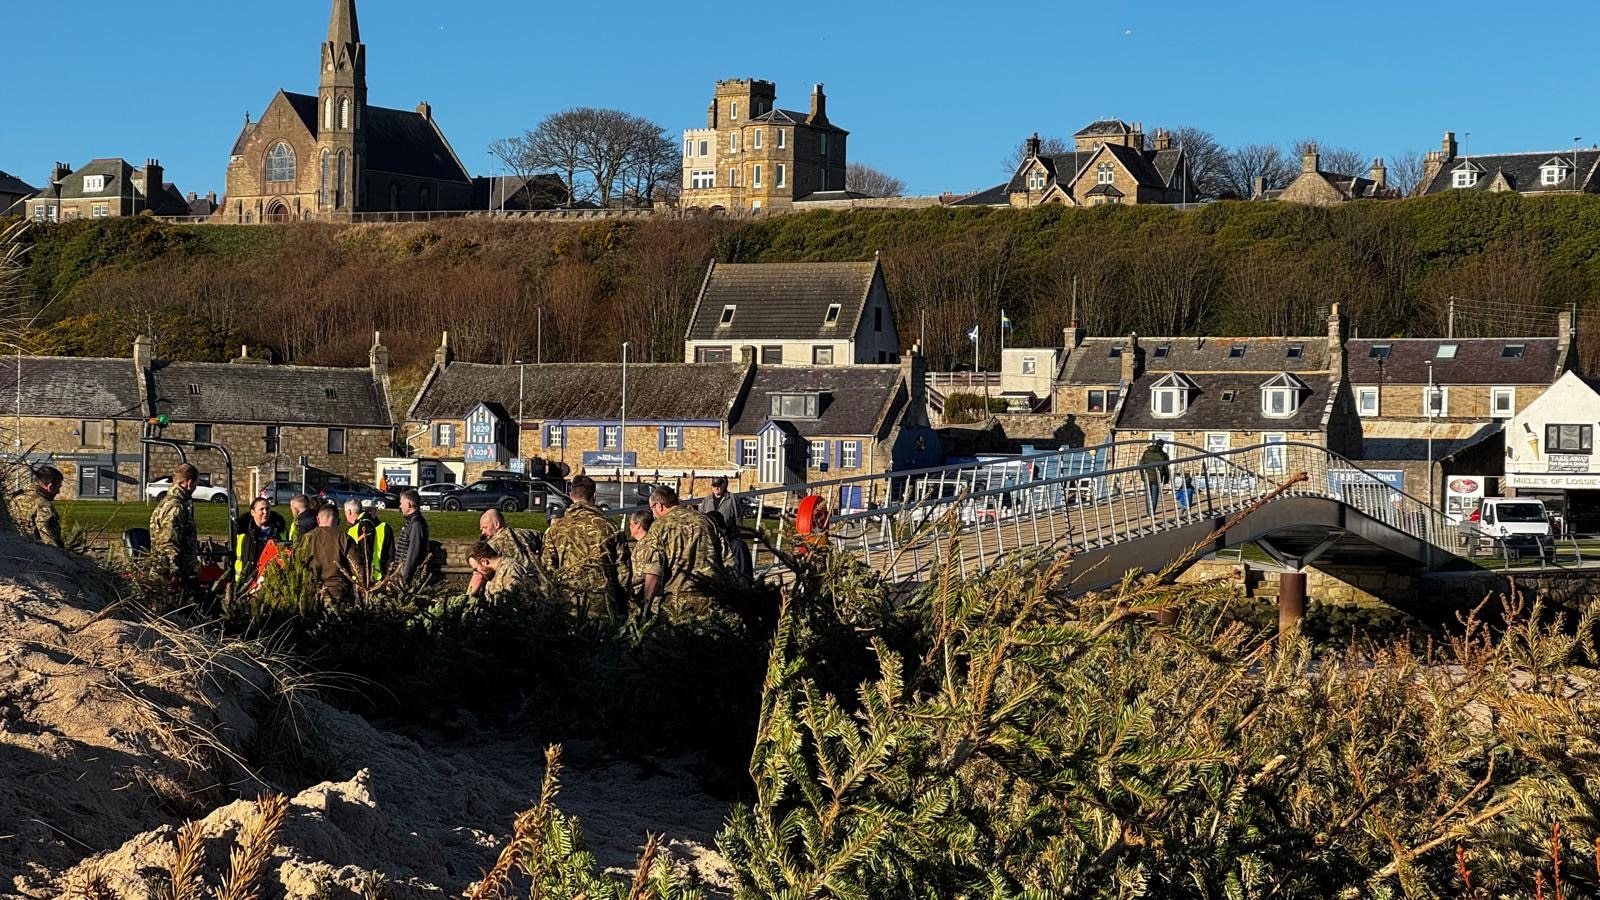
370, 331, 390, 381
808, 83, 827, 124
1026, 132, 1041, 159
141, 159, 164, 198
51, 162, 71, 185
416, 101, 432, 122
1558, 309, 1579, 376
1369, 157, 1387, 189
206, 191, 217, 205
901, 342, 929, 427
707, 98, 718, 129
1121, 333, 1141, 386
740, 345, 756, 367
1151, 129, 1172, 151
1252, 175, 1266, 199
1128, 121, 1145, 150
435, 331, 454, 368
1062, 324, 1084, 351
1301, 143, 1319, 175
231, 344, 268, 365
1442, 130, 1458, 160
1327, 303, 1347, 381
132, 334, 153, 375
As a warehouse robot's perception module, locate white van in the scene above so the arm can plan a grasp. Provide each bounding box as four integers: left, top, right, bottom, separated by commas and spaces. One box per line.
1467, 497, 1555, 556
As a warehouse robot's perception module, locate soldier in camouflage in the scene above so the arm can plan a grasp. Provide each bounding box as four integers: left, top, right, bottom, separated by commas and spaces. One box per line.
473, 508, 542, 597
149, 463, 201, 587
8, 465, 64, 549
542, 475, 621, 617
623, 509, 660, 610
638, 485, 723, 614
468, 540, 533, 605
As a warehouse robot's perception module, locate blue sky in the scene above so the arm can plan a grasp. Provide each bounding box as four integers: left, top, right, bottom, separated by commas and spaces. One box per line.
7, 0, 1600, 196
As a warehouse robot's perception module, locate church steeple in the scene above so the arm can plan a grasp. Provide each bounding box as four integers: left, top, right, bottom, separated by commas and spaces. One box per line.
321, 0, 365, 88
318, 0, 366, 215
328, 0, 360, 45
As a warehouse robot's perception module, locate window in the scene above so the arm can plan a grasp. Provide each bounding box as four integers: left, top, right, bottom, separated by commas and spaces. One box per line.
321, 151, 330, 207
1452, 169, 1478, 188
601, 426, 620, 449
1286, 345, 1304, 359
874, 308, 883, 332
80, 420, 104, 448
1542, 165, 1568, 186
753, 129, 763, 149
1021, 356, 1037, 375
1436, 344, 1458, 359
776, 164, 786, 187
1027, 170, 1047, 191
324, 388, 339, 400
265, 143, 295, 182
193, 424, 212, 444
1263, 434, 1288, 474
731, 100, 738, 119
662, 426, 683, 450
1262, 386, 1299, 417
1368, 344, 1392, 359
824, 304, 842, 326
1547, 424, 1593, 454
777, 129, 786, 149
1205, 432, 1230, 454
1087, 389, 1119, 413
1228, 344, 1246, 359
327, 428, 347, 454
1357, 387, 1380, 417
806, 441, 827, 470
338, 97, 351, 129
336, 150, 347, 207
83, 175, 105, 192
1097, 162, 1115, 184
753, 164, 762, 188
719, 305, 736, 326
730, 133, 739, 153
265, 425, 282, 453
1152, 345, 1170, 359
820, 133, 828, 156
841, 441, 861, 469
545, 424, 565, 449
690, 170, 715, 189
770, 393, 821, 419
729, 167, 739, 186
324, 97, 333, 129
761, 345, 783, 365
739, 439, 758, 467
92, 204, 110, 218
433, 423, 454, 448
813, 346, 834, 365
751, 200, 761, 211
1424, 385, 1449, 417
1151, 387, 1187, 417
1502, 344, 1525, 359
33, 205, 45, 222
685, 139, 693, 158
1221, 390, 1237, 402
1491, 386, 1515, 418
696, 346, 732, 363
1108, 346, 1122, 358
698, 139, 709, 156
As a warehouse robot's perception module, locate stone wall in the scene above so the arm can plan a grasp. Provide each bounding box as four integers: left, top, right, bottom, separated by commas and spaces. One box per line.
146, 421, 395, 498
16, 415, 144, 501
1181, 558, 1417, 606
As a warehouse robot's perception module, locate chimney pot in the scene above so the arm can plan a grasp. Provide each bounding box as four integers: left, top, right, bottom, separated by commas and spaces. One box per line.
417, 100, 431, 121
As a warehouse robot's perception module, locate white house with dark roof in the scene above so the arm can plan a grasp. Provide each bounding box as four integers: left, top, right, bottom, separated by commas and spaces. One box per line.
683, 258, 901, 366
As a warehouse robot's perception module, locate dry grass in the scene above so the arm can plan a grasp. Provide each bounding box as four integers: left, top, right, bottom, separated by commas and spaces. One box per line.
216, 793, 289, 900
469, 745, 563, 900
163, 819, 207, 900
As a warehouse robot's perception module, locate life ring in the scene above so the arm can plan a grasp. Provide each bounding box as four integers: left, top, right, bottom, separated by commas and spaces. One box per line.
795, 495, 830, 535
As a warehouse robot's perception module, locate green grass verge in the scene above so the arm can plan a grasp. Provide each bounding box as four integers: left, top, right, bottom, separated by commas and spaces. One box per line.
59, 500, 547, 543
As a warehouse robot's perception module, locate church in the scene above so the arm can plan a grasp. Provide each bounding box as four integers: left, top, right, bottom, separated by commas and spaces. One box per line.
219, 0, 473, 222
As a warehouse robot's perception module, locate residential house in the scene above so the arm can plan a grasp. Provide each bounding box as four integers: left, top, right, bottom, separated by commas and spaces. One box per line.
29, 159, 190, 222
1419, 131, 1600, 196
681, 79, 848, 212
1256, 145, 1397, 205
0, 336, 395, 500
1346, 315, 1577, 502
406, 333, 752, 487
998, 347, 1060, 412
0, 170, 36, 217
186, 191, 220, 218
1505, 370, 1600, 531
954, 120, 1199, 208
684, 258, 901, 366
727, 354, 940, 489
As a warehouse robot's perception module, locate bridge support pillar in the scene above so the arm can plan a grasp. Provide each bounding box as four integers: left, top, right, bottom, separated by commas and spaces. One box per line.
1278, 571, 1307, 635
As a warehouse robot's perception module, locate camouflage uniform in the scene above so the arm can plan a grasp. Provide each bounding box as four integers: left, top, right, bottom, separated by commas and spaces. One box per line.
489, 526, 542, 569
543, 502, 620, 613
623, 538, 664, 606
638, 505, 723, 612
149, 484, 199, 583
484, 558, 533, 605
8, 487, 63, 548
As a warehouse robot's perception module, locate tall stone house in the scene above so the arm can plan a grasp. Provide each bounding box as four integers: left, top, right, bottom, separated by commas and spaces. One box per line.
220, 0, 473, 222
680, 79, 848, 212
1418, 131, 1600, 196
1256, 145, 1397, 205
683, 258, 901, 366
27, 159, 189, 222
1, 337, 395, 501
954, 119, 1199, 208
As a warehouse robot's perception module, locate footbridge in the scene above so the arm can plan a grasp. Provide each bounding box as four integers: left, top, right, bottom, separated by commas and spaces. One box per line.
688, 440, 1465, 607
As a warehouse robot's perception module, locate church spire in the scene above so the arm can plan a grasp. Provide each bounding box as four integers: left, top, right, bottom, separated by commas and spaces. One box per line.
328, 0, 360, 45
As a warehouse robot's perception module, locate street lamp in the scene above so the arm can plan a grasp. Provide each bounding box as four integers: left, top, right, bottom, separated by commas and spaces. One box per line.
1426, 360, 1436, 510
620, 342, 631, 479
516, 358, 525, 456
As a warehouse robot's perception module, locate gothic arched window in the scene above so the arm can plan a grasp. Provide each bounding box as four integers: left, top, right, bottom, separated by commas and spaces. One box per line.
336, 151, 348, 208
323, 97, 333, 130
265, 143, 295, 183
339, 98, 351, 130
320, 151, 330, 207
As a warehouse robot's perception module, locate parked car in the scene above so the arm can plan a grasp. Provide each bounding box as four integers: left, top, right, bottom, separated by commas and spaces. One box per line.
256, 481, 299, 505
436, 477, 538, 513
145, 478, 231, 504
317, 482, 397, 510
593, 481, 657, 511
416, 482, 459, 506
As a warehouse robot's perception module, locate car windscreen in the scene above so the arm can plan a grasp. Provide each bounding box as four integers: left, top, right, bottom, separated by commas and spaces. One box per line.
1493, 503, 1546, 523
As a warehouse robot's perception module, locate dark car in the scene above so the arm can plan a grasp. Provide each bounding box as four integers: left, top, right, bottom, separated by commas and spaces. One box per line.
318, 481, 397, 510
437, 477, 560, 513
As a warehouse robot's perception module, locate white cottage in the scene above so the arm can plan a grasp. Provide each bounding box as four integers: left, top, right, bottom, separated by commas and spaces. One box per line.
1505, 370, 1600, 532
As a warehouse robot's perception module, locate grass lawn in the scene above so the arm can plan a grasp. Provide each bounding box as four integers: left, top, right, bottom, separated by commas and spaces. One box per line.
59, 500, 547, 543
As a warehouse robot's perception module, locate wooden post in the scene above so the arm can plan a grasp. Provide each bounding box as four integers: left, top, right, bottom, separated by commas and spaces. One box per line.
1278, 571, 1307, 636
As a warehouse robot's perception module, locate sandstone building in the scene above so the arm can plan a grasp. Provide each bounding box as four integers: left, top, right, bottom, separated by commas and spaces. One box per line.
1418, 131, 1600, 196
680, 79, 848, 212
1256, 145, 1397, 205
220, 0, 472, 223
955, 119, 1199, 208
28, 159, 189, 222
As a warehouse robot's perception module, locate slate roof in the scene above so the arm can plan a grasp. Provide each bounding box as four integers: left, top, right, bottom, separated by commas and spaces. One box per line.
1420, 149, 1600, 195
686, 261, 881, 342
0, 170, 35, 196
0, 356, 144, 419
188, 195, 219, 217
149, 361, 391, 427
55, 159, 132, 201
1060, 336, 1330, 385
266, 92, 472, 184
748, 107, 848, 134
947, 183, 1010, 207
471, 174, 567, 210
1076, 119, 1133, 137
729, 367, 904, 438
408, 362, 748, 423
1006, 151, 1095, 193
1117, 371, 1333, 432
1346, 338, 1563, 384
1360, 421, 1502, 462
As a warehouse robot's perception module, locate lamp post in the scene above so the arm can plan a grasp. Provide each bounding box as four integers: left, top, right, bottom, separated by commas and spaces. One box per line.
1426, 360, 1436, 511
516, 358, 525, 456
620, 342, 631, 480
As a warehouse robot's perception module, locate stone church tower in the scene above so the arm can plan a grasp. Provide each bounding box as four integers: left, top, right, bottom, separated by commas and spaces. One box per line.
319, 0, 366, 212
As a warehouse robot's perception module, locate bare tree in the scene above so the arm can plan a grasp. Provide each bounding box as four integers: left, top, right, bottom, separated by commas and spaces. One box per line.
845, 163, 906, 198
495, 108, 681, 209
1220, 144, 1294, 199
1160, 126, 1229, 199
1003, 135, 1072, 172
621, 119, 681, 208
1291, 139, 1367, 179
1387, 150, 1426, 196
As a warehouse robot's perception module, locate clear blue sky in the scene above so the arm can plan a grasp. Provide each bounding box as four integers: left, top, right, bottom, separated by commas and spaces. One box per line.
7, 0, 1600, 197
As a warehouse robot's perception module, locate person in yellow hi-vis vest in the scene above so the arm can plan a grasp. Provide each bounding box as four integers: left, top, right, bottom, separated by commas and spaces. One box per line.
342, 498, 389, 590
233, 498, 287, 590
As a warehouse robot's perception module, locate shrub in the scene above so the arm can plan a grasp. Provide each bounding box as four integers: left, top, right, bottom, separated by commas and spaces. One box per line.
940, 391, 1007, 424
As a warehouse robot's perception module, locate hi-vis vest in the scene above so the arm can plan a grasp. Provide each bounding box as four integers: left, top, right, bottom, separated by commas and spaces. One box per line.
348, 520, 390, 578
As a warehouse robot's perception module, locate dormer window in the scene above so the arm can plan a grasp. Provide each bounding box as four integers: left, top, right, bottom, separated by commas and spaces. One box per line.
1451, 166, 1480, 188
1541, 158, 1571, 186
1027, 170, 1047, 191
1096, 163, 1115, 184
1108, 346, 1122, 358
719, 305, 736, 327
824, 303, 841, 326
1149, 373, 1195, 418
770, 392, 821, 419
187, 384, 201, 395
1260, 372, 1306, 418
1286, 344, 1304, 359
83, 175, 106, 193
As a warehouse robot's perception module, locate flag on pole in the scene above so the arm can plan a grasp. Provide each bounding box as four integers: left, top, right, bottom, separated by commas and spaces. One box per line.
967, 325, 980, 343
1000, 310, 1014, 332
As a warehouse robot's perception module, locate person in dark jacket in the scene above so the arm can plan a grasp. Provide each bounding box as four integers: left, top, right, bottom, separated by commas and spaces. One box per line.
1139, 440, 1172, 516
390, 488, 431, 586
287, 494, 318, 542
302, 506, 358, 605
232, 498, 287, 588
